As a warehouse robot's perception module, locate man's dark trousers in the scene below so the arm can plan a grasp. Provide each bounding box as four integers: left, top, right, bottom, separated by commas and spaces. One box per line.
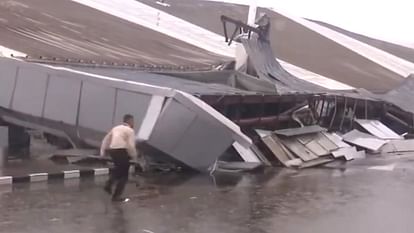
105, 148, 130, 199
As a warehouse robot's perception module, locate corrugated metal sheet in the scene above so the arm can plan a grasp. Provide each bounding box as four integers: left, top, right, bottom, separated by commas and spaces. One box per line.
274, 125, 326, 137
232, 141, 261, 163
278, 60, 354, 90
260, 129, 346, 168
381, 139, 414, 153
72, 0, 235, 57
302, 140, 330, 156
280, 138, 319, 161
343, 130, 388, 151
281, 132, 339, 159
298, 133, 338, 152
0, 0, 229, 68
241, 36, 326, 94
261, 135, 293, 166
322, 132, 351, 148
69, 67, 256, 95
355, 119, 402, 140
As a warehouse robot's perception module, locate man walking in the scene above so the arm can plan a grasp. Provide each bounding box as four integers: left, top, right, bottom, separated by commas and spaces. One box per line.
100, 114, 137, 202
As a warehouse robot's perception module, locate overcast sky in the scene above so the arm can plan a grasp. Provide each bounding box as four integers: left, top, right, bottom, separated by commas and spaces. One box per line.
209, 0, 414, 47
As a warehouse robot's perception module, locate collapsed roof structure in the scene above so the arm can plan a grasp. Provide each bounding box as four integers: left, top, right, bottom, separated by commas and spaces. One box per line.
138, 0, 414, 93
1, 0, 414, 171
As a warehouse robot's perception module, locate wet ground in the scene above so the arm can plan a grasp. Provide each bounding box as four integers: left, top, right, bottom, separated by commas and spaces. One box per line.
0, 134, 114, 178
2, 155, 414, 233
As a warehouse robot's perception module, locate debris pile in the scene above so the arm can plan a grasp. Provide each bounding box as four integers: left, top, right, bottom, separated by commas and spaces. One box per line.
350, 119, 414, 155
257, 125, 362, 168
253, 117, 414, 169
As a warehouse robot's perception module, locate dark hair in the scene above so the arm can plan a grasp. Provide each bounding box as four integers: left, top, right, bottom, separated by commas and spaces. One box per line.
123, 114, 134, 123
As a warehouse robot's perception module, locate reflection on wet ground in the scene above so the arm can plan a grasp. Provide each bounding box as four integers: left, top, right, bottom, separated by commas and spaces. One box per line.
1, 166, 414, 233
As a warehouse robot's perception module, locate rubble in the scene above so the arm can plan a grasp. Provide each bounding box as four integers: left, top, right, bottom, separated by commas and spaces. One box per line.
254, 114, 414, 168
343, 130, 388, 152
254, 120, 410, 168
257, 126, 351, 168
259, 133, 297, 167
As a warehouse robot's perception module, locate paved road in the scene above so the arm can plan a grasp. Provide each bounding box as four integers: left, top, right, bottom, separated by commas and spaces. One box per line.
2, 155, 414, 233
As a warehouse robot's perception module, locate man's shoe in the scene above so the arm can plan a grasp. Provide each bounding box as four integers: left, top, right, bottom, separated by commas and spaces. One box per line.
112, 197, 130, 203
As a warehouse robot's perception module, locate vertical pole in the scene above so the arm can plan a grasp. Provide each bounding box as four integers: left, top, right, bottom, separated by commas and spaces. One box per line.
329, 96, 338, 130
318, 96, 326, 124
247, 0, 258, 26
350, 99, 358, 129
339, 97, 348, 131
0, 126, 7, 168
412, 114, 414, 134
260, 95, 265, 125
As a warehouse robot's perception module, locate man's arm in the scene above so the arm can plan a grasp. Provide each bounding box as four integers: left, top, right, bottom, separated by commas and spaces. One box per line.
126, 129, 138, 160
100, 130, 112, 156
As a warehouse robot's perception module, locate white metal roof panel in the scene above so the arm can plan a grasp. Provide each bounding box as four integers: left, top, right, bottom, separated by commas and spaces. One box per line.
355, 119, 403, 140
72, 0, 235, 57
272, 8, 414, 77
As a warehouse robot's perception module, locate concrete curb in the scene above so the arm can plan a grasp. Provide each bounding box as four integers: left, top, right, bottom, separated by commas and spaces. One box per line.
0, 165, 139, 186
0, 167, 112, 185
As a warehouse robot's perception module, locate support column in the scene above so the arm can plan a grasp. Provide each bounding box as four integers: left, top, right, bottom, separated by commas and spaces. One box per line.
247, 0, 258, 26
8, 125, 30, 157
0, 126, 8, 167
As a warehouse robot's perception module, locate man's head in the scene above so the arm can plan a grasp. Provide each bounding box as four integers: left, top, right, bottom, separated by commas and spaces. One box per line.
123, 114, 134, 128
